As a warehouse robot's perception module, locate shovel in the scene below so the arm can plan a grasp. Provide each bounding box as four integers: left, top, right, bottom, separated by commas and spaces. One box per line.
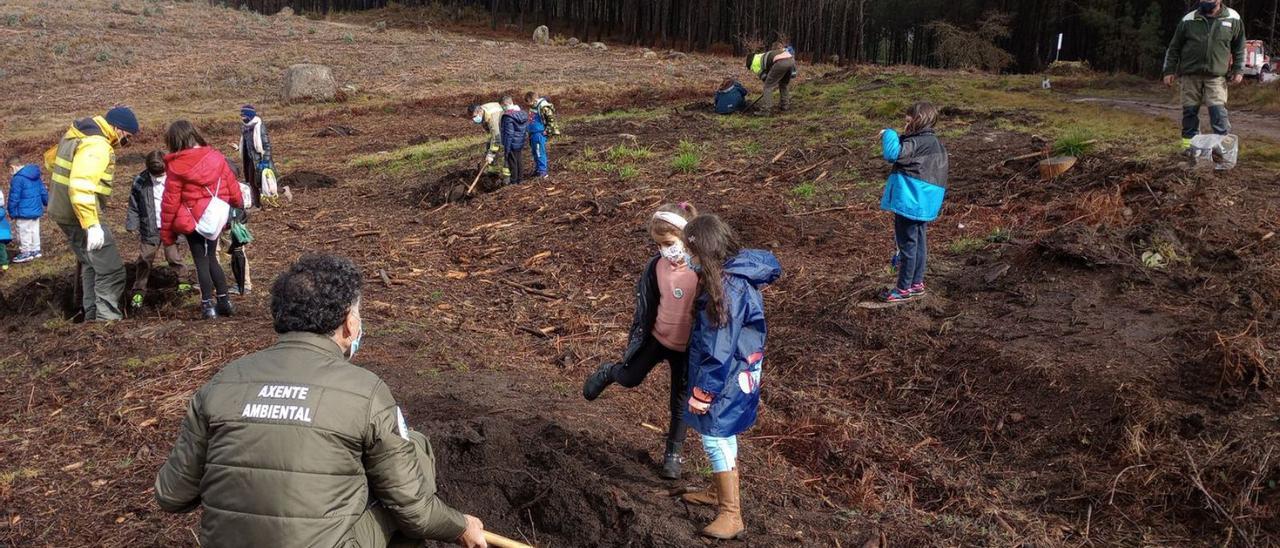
466, 156, 494, 196
484, 531, 535, 548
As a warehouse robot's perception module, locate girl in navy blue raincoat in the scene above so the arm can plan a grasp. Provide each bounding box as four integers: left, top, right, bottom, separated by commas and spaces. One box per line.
679, 214, 781, 540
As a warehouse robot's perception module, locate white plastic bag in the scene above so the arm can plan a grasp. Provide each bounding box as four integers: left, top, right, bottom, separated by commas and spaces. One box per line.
1189, 134, 1239, 171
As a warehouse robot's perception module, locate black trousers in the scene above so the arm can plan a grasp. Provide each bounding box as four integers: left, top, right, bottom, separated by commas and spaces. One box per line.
505, 147, 523, 184
229, 239, 248, 291
611, 337, 689, 444
187, 235, 228, 302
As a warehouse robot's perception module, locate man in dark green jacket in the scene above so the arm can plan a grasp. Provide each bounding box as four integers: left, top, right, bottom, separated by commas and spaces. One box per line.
1162, 0, 1245, 150
155, 254, 487, 548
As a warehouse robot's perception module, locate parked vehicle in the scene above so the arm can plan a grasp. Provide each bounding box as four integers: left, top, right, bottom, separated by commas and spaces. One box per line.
1242, 40, 1272, 77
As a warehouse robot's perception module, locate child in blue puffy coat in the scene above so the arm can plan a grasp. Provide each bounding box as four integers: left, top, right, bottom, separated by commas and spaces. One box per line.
878, 102, 948, 303
7, 156, 48, 263
679, 214, 781, 540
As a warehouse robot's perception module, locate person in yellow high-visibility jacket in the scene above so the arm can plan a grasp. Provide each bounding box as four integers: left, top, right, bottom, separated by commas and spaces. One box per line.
468, 102, 511, 183
45, 107, 139, 321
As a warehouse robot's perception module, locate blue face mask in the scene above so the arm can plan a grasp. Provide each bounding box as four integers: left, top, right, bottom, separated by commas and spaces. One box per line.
684, 253, 702, 273
1199, 1, 1217, 13
346, 319, 363, 360
472, 114, 484, 124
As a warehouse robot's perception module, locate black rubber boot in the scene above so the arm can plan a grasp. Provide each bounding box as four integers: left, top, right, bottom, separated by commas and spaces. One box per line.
581, 362, 616, 401
215, 294, 234, 317
660, 440, 683, 480
201, 300, 218, 320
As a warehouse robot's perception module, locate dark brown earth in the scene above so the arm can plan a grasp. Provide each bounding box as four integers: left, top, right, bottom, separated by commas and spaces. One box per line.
1, 40, 1278, 548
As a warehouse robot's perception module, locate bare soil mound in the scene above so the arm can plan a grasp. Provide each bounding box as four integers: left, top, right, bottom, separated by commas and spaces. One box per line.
280, 170, 338, 189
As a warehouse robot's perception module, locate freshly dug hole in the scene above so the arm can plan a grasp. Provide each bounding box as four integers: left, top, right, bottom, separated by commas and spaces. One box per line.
414, 169, 505, 207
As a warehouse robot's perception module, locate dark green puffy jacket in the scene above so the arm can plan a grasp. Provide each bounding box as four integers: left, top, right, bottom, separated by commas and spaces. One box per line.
154, 332, 466, 547
1164, 8, 1246, 77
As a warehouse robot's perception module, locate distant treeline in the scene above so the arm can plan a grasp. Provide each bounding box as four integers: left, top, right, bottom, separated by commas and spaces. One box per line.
224, 0, 1280, 74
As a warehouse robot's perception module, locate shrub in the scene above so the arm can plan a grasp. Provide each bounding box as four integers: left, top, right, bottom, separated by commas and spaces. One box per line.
927, 11, 1014, 72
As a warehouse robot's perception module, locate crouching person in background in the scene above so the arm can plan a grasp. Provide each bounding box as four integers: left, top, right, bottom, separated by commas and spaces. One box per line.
154, 254, 488, 548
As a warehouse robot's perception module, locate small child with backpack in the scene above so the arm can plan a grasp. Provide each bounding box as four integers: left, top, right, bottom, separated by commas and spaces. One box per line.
878, 101, 948, 303
499, 96, 529, 185
222, 155, 253, 295
7, 156, 47, 263
582, 202, 700, 480
678, 214, 781, 540
525, 91, 561, 178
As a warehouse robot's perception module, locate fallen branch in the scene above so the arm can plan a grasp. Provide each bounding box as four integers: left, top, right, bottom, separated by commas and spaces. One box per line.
498, 278, 560, 299
786, 205, 858, 217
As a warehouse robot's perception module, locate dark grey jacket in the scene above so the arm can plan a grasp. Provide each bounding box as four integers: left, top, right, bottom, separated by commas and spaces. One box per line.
154, 332, 467, 548
125, 171, 164, 245
622, 256, 662, 365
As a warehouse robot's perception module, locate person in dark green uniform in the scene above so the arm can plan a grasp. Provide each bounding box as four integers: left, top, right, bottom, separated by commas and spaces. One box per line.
1162, 0, 1246, 150
154, 254, 487, 548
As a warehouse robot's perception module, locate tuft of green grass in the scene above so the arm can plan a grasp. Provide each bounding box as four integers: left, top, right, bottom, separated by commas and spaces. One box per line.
617, 165, 639, 179
671, 140, 701, 173
350, 136, 485, 175
741, 141, 763, 155
791, 182, 818, 200
0, 468, 40, 490
606, 143, 652, 162
868, 98, 908, 120
948, 237, 988, 254
1053, 130, 1097, 157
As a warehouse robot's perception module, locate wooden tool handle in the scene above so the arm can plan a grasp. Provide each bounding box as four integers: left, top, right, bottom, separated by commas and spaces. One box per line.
483, 531, 534, 548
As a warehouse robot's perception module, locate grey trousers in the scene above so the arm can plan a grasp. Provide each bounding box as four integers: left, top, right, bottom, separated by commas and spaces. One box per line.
760, 58, 795, 113
59, 223, 126, 321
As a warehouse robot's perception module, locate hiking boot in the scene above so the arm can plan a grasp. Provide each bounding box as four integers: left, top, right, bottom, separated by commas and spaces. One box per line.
129, 292, 144, 309
215, 295, 234, 317
701, 470, 745, 539
881, 287, 914, 304
582, 362, 616, 401
909, 283, 926, 298
682, 479, 719, 506
660, 441, 684, 480
201, 301, 218, 320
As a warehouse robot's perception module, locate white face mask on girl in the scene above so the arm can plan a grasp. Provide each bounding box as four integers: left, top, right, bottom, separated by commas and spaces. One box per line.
660, 240, 687, 266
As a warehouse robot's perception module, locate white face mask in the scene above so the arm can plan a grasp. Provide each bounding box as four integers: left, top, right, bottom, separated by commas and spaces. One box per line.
659, 240, 687, 266
472, 114, 483, 124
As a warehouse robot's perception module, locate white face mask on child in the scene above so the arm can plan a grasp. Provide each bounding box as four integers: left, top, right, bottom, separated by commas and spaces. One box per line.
660, 240, 687, 266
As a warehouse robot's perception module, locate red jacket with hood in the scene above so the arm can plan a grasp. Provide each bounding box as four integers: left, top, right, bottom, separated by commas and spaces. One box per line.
160, 146, 244, 246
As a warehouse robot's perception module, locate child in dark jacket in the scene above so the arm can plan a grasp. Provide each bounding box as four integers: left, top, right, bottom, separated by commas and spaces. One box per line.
714, 78, 749, 115
878, 101, 948, 303
678, 214, 781, 540
7, 156, 48, 263
582, 202, 700, 480
499, 96, 529, 185
126, 151, 191, 308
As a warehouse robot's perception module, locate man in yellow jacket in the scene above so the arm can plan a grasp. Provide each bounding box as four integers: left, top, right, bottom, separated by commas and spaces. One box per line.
46, 107, 139, 321
468, 102, 510, 182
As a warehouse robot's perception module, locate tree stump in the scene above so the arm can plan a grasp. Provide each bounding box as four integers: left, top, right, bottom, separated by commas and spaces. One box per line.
1038, 156, 1077, 180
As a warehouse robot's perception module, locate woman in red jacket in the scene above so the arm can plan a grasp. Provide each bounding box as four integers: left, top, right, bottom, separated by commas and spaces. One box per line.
160, 120, 244, 319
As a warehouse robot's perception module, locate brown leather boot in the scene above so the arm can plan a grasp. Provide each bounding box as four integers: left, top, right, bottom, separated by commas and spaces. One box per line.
701, 470, 745, 539
681, 479, 718, 506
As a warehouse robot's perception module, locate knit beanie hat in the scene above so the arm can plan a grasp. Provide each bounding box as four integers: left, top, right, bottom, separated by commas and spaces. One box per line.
241, 105, 257, 121
104, 106, 140, 135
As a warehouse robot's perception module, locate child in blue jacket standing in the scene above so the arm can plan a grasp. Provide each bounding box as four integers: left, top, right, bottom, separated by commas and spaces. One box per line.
499, 96, 529, 185
525, 91, 560, 178
679, 214, 781, 540
7, 156, 48, 263
879, 102, 948, 303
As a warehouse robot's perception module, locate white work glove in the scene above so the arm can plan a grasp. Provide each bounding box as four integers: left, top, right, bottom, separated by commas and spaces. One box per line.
86, 224, 105, 251
484, 153, 495, 164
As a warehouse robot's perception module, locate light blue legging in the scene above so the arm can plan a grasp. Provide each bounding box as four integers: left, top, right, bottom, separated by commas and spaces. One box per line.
701, 434, 739, 473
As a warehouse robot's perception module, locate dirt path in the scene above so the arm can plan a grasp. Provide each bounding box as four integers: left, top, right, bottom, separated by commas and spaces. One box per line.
1071, 95, 1280, 142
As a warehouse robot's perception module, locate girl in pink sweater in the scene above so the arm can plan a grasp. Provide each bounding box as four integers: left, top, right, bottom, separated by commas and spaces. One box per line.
582, 202, 699, 479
